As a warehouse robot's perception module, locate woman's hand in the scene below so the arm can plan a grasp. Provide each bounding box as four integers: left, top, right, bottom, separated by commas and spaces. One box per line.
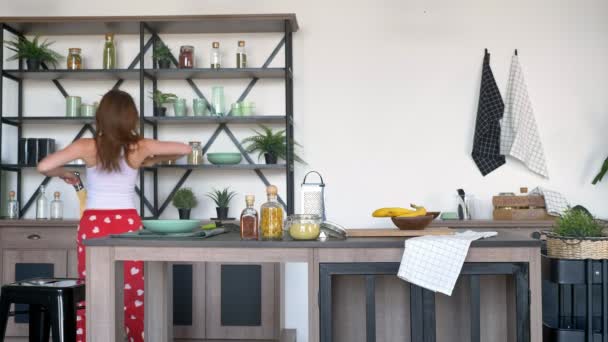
60, 171, 79, 185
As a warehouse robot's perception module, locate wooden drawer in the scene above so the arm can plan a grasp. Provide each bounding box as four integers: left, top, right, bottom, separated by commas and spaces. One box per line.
0, 227, 76, 249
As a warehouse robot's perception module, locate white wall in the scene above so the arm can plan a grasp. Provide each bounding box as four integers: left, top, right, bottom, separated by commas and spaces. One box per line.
4, 1, 608, 341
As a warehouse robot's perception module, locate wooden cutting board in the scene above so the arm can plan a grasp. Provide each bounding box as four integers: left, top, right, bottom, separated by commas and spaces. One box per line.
346, 227, 454, 237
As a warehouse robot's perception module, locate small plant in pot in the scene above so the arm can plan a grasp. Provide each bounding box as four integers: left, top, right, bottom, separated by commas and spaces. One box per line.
206, 187, 237, 220
241, 125, 305, 165
172, 188, 198, 219
153, 43, 172, 69
149, 90, 177, 116
545, 206, 608, 259
4, 35, 63, 71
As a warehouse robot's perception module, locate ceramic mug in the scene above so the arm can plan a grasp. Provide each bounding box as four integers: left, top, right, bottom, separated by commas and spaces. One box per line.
66, 96, 82, 117
173, 98, 187, 116
193, 98, 208, 116
241, 101, 255, 116
81, 104, 96, 117
231, 102, 242, 116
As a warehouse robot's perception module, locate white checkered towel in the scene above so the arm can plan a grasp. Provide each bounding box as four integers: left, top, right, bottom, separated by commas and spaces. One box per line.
500, 54, 549, 178
530, 186, 569, 216
397, 230, 497, 296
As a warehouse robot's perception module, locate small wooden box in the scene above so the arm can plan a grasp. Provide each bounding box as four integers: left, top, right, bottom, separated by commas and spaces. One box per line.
492, 195, 553, 220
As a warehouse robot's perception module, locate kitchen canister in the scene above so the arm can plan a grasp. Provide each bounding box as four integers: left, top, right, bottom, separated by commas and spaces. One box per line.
193, 98, 208, 116
81, 104, 96, 117
174, 98, 187, 116
66, 96, 81, 117
301, 171, 326, 221
36, 139, 55, 162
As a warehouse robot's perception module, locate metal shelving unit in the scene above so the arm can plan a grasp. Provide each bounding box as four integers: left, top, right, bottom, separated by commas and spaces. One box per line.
0, 14, 298, 218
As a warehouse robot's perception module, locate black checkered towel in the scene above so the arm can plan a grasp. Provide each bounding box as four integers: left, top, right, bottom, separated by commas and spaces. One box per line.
472, 50, 506, 176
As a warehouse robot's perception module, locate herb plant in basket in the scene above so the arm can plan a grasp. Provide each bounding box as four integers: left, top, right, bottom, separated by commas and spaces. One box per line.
4, 35, 63, 70
241, 125, 305, 165
206, 187, 237, 220
546, 207, 608, 259
172, 188, 198, 219
149, 90, 177, 116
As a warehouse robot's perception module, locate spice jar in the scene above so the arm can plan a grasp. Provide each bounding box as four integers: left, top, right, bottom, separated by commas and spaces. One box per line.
286, 214, 321, 240
260, 185, 284, 240
179, 45, 194, 68
187, 141, 203, 164
67, 48, 82, 70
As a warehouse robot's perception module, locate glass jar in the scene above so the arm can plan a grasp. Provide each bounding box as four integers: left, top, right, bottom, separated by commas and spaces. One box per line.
236, 40, 247, 68
240, 195, 259, 240
260, 185, 283, 240
211, 86, 225, 116
7, 191, 19, 219
286, 214, 321, 240
50, 191, 63, 220
179, 45, 194, 68
102, 33, 116, 69
188, 141, 203, 165
67, 48, 82, 70
36, 185, 49, 220
210, 41, 221, 69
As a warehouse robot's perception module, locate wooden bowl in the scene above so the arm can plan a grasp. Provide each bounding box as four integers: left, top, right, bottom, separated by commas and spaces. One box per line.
391, 214, 435, 230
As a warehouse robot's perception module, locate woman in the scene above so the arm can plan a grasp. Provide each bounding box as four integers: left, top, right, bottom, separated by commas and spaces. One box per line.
37, 90, 191, 342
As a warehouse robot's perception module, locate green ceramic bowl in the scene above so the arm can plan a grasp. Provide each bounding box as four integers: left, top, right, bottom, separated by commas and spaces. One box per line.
207, 153, 242, 165
142, 219, 201, 233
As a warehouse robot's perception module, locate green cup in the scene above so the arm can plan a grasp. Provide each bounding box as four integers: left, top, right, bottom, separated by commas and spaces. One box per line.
241, 101, 255, 116
231, 102, 242, 116
66, 96, 82, 117
193, 98, 208, 116
81, 104, 95, 117
173, 98, 187, 116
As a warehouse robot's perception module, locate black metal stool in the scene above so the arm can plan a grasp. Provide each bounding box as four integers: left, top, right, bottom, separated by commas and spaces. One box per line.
0, 278, 84, 342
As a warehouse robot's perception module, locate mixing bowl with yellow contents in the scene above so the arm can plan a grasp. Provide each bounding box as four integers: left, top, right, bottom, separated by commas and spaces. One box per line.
286, 214, 322, 240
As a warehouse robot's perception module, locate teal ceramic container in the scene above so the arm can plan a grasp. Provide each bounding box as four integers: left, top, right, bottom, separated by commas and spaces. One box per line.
173, 98, 187, 116
231, 102, 242, 116
193, 98, 208, 116
142, 219, 201, 233
66, 96, 81, 117
211, 86, 225, 116
207, 153, 242, 165
81, 104, 96, 117
241, 101, 255, 116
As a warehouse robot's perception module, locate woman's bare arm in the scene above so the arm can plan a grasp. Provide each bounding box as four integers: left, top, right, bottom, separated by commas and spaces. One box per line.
37, 139, 93, 181
140, 139, 192, 159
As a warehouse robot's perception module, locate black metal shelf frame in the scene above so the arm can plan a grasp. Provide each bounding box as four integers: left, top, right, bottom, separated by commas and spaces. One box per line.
0, 17, 295, 218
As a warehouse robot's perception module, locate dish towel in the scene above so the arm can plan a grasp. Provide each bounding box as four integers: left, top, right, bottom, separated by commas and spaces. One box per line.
472, 50, 506, 176
500, 53, 549, 178
530, 186, 569, 216
397, 230, 497, 296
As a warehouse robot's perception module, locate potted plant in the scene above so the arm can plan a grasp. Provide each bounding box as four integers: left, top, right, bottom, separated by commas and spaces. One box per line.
241, 125, 305, 165
153, 42, 172, 69
206, 187, 237, 220
172, 188, 198, 219
4, 35, 63, 71
545, 206, 608, 259
149, 90, 177, 116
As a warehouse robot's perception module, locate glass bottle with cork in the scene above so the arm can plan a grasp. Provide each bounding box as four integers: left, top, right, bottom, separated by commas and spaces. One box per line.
7, 191, 18, 219
103, 33, 116, 69
36, 185, 49, 220
67, 48, 82, 70
210, 42, 221, 69
50, 191, 63, 220
236, 40, 247, 68
260, 185, 283, 240
240, 195, 259, 240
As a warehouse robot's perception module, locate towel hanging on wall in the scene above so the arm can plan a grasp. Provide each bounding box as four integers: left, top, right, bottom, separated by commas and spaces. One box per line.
500, 51, 549, 178
472, 49, 506, 176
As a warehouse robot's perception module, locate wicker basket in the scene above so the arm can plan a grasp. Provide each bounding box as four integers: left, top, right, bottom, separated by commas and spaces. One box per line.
545, 231, 608, 259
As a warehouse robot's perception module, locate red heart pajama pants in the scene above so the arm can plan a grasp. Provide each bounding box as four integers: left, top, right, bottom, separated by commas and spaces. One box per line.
76, 209, 144, 342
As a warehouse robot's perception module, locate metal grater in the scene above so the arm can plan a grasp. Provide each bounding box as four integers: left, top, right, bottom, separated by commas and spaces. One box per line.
301, 171, 326, 220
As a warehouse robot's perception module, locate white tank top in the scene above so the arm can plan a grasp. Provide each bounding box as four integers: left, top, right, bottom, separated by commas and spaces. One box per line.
85, 158, 138, 209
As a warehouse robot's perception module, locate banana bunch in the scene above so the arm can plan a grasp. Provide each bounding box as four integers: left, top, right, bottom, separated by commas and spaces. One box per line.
372, 204, 427, 218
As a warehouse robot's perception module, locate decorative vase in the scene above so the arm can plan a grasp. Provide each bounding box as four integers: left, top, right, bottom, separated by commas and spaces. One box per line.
158, 59, 171, 69
193, 98, 208, 116
173, 99, 187, 116
66, 96, 82, 117
264, 153, 278, 164
216, 207, 229, 219
178, 208, 191, 219
26, 59, 41, 71
211, 86, 225, 116
154, 106, 167, 117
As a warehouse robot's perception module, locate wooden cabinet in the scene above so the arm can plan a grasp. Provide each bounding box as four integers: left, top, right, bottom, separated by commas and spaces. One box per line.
0, 221, 280, 340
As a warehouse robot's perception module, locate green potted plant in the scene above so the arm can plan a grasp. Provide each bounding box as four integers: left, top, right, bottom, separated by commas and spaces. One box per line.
206, 187, 237, 220
4, 35, 63, 71
545, 206, 608, 259
153, 42, 172, 69
172, 188, 198, 219
149, 90, 177, 116
241, 125, 305, 165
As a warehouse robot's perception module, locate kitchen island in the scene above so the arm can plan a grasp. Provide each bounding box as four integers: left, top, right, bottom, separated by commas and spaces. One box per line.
84, 227, 542, 342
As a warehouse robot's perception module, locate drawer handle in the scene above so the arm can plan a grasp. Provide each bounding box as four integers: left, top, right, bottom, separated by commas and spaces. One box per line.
27, 234, 41, 240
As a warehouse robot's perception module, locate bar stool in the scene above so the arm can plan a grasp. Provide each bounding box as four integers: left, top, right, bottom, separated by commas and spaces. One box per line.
0, 278, 85, 342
